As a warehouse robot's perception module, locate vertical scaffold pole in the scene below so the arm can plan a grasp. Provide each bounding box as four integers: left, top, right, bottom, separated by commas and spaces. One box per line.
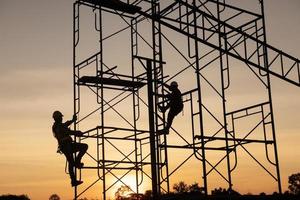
192, 0, 208, 195
216, 0, 232, 193
259, 0, 282, 194
73, 2, 78, 199
147, 59, 159, 199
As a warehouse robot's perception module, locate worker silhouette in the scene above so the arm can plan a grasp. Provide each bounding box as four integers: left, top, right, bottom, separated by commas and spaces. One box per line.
52, 111, 88, 187
156, 81, 183, 135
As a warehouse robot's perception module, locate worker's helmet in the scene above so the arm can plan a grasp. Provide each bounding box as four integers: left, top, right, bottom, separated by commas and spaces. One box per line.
53, 111, 63, 120
170, 81, 178, 87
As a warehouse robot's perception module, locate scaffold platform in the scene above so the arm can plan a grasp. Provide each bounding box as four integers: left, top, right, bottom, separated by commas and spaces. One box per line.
78, 76, 146, 90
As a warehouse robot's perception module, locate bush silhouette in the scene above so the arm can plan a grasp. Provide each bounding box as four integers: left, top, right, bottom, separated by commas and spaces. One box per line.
173, 181, 189, 193
49, 194, 60, 200
288, 172, 300, 195
0, 194, 30, 200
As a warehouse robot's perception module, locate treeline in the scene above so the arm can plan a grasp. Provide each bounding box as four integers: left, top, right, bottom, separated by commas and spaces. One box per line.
0, 194, 30, 200
159, 193, 300, 200
2, 172, 300, 200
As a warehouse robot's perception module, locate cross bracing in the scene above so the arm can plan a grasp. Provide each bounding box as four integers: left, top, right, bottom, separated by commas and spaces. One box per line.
71, 0, 300, 199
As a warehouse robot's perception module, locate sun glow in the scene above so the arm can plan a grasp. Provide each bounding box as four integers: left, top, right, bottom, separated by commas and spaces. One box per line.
110, 174, 149, 199
115, 185, 132, 199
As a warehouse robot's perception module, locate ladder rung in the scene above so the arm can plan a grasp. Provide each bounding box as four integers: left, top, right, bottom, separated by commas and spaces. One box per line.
222, 67, 228, 71
257, 33, 264, 38
264, 121, 272, 125
192, 112, 200, 116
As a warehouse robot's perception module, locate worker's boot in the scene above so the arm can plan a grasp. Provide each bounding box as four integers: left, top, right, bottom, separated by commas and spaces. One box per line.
75, 161, 84, 168
71, 180, 83, 187
157, 128, 169, 135
158, 105, 167, 113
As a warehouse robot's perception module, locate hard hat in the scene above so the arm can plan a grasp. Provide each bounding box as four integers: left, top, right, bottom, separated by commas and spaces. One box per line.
170, 81, 178, 87
53, 111, 63, 120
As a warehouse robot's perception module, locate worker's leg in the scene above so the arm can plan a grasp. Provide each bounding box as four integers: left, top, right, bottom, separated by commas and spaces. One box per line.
165, 111, 175, 130
72, 142, 88, 167
61, 142, 83, 186
157, 105, 183, 135
61, 144, 76, 182
158, 103, 170, 113
166, 106, 183, 130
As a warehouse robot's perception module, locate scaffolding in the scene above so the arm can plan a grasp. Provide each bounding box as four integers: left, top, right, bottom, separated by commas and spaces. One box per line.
72, 0, 300, 199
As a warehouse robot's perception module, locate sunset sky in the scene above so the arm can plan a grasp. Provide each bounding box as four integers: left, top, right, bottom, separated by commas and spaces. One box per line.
0, 0, 300, 199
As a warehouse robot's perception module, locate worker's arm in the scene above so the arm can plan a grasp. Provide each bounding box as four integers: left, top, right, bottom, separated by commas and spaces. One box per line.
69, 130, 84, 137
157, 80, 172, 91
64, 115, 77, 127
156, 80, 172, 90
155, 82, 171, 96
162, 83, 172, 91
156, 91, 172, 99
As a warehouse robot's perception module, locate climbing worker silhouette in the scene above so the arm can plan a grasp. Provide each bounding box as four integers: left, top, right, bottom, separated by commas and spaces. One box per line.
156, 81, 183, 135
52, 111, 88, 187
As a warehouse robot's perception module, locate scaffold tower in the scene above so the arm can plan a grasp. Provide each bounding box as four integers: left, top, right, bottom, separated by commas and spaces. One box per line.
72, 0, 300, 199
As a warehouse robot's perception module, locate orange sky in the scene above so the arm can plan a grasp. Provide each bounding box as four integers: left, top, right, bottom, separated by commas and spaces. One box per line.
0, 0, 300, 199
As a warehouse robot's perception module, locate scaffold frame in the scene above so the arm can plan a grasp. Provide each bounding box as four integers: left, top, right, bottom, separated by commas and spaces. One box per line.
72, 0, 300, 199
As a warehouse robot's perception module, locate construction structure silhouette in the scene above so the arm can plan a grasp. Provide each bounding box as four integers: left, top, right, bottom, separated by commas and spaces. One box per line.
70, 0, 300, 199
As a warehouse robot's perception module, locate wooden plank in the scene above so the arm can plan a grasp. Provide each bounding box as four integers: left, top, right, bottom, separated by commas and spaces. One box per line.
81, 0, 141, 14
78, 76, 146, 88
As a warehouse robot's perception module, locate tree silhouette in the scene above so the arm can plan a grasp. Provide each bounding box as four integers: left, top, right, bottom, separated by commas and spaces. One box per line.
288, 172, 300, 195
49, 194, 60, 200
211, 187, 241, 196
188, 182, 204, 194
142, 190, 152, 200
172, 181, 189, 194
259, 192, 266, 196
0, 194, 30, 200
115, 185, 132, 200
211, 187, 227, 195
